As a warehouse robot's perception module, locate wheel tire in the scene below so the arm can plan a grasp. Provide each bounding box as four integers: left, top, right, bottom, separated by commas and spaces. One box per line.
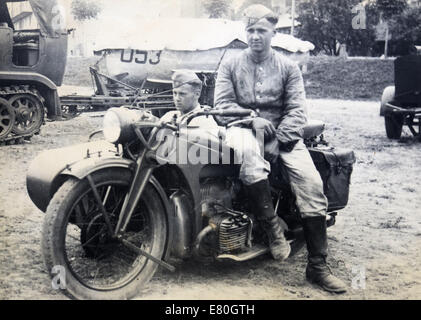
8, 94, 44, 135
0, 97, 15, 139
380, 86, 395, 117
385, 114, 404, 139
42, 168, 168, 300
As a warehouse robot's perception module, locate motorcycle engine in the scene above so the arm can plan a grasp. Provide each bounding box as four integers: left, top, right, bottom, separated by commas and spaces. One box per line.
210, 214, 251, 253
200, 179, 251, 253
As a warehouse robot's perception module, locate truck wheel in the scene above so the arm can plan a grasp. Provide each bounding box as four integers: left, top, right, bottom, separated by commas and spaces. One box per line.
0, 98, 15, 139
8, 94, 44, 135
42, 168, 168, 300
385, 114, 403, 139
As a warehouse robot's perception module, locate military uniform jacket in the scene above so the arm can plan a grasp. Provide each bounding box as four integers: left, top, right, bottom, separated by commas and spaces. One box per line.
214, 48, 308, 148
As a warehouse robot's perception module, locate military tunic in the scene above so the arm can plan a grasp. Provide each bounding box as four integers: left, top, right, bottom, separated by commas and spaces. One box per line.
214, 48, 327, 217
214, 48, 307, 149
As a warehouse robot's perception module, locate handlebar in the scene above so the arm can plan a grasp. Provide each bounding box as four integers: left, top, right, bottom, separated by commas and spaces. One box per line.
182, 108, 256, 125
134, 108, 256, 129
195, 109, 255, 117
131, 108, 257, 149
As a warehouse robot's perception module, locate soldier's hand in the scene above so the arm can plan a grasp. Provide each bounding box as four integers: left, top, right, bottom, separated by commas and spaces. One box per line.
252, 117, 276, 139
264, 138, 280, 163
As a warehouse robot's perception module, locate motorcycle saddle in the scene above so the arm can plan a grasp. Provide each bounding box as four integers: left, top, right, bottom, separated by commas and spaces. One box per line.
302, 119, 325, 139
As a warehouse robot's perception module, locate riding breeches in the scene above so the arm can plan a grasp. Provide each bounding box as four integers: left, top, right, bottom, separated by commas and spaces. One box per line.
224, 126, 327, 218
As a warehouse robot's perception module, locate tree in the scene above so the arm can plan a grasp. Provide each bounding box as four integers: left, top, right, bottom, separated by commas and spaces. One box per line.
389, 5, 421, 54
346, 2, 380, 56
375, 0, 407, 20
297, 0, 363, 56
203, 0, 233, 19
71, 0, 102, 21
70, 0, 102, 57
296, 0, 399, 56
374, 0, 407, 57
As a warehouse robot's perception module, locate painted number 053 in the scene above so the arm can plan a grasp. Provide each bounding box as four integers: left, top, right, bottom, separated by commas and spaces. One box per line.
120, 49, 161, 65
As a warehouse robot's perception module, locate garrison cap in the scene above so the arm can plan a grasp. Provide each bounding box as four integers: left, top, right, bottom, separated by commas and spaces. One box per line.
171, 70, 202, 90
242, 4, 278, 29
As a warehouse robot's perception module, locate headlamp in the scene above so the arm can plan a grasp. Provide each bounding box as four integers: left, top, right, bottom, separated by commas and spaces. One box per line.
103, 107, 150, 144
103, 109, 121, 143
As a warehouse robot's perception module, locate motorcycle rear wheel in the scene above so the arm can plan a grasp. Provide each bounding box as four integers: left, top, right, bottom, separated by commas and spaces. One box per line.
42, 168, 167, 300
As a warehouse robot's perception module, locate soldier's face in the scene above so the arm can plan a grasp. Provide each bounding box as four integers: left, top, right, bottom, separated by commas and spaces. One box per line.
246, 22, 275, 54
173, 85, 200, 114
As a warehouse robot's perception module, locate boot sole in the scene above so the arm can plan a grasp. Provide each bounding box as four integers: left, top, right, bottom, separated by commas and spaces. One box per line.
307, 278, 347, 294
272, 243, 292, 261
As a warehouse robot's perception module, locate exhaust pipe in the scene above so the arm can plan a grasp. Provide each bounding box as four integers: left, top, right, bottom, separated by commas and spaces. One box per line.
193, 225, 214, 257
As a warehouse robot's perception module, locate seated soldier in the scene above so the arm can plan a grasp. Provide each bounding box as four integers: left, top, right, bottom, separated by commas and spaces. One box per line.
160, 70, 218, 130
156, 70, 220, 164
214, 4, 347, 293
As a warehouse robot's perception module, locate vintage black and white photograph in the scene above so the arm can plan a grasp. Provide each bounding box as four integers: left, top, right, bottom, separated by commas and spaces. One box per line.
0, 0, 420, 301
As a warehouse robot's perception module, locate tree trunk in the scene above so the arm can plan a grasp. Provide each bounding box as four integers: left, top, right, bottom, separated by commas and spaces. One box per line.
384, 24, 389, 58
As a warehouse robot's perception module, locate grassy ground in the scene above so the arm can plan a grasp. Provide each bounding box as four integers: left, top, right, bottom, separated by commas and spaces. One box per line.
304, 56, 394, 101
62, 56, 395, 101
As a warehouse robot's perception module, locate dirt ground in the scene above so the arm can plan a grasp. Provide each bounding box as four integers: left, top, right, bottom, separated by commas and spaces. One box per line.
0, 96, 420, 300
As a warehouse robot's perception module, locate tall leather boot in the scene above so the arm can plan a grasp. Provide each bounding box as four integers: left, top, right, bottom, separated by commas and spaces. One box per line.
247, 179, 291, 261
302, 216, 347, 293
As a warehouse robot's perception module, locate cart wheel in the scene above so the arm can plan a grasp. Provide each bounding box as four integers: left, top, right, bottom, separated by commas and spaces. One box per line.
385, 114, 403, 139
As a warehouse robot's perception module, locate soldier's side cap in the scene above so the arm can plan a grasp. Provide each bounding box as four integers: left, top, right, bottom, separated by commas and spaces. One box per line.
242, 4, 278, 29
171, 70, 202, 88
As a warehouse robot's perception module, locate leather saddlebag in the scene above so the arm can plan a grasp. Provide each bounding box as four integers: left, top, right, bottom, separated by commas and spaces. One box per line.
309, 147, 356, 211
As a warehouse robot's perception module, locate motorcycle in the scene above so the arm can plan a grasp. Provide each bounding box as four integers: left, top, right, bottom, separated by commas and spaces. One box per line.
26, 106, 356, 300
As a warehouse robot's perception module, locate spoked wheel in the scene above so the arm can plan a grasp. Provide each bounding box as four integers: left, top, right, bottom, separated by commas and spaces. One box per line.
42, 168, 168, 300
0, 98, 15, 139
8, 94, 44, 135
406, 115, 421, 139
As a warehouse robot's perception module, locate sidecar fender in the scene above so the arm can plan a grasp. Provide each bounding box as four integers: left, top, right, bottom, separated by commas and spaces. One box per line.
59, 155, 134, 180
26, 140, 134, 212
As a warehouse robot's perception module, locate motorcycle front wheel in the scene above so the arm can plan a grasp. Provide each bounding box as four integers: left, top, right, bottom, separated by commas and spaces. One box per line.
42, 168, 167, 300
